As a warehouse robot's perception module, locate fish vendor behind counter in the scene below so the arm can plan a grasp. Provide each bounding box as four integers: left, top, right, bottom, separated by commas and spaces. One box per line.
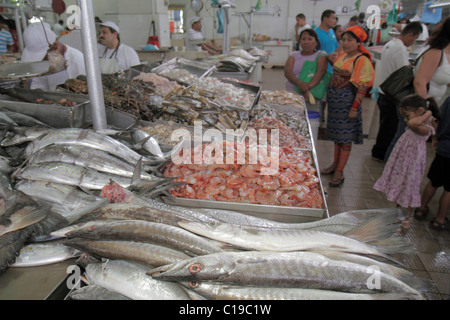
21, 22, 86, 91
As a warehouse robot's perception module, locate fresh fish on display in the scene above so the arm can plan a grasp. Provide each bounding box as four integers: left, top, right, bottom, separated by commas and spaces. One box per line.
0, 155, 11, 173
10, 241, 81, 268
132, 72, 182, 97
149, 251, 425, 298
67, 285, 131, 300
23, 128, 164, 166
248, 47, 269, 59
179, 282, 420, 300
13, 162, 143, 191
14, 180, 108, 224
0, 112, 18, 129
229, 49, 260, 62
178, 221, 411, 259
85, 259, 190, 300
0, 128, 48, 147
64, 239, 190, 267
65, 220, 223, 256
132, 129, 166, 159
0, 206, 49, 237
0, 110, 51, 128
26, 145, 162, 182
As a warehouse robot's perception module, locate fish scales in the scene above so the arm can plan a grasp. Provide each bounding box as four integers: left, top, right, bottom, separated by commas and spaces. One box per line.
24, 128, 158, 165
15, 162, 135, 190
180, 282, 422, 300
178, 221, 400, 259
27, 145, 161, 181
149, 251, 424, 298
85, 259, 190, 300
66, 220, 222, 256
64, 239, 190, 267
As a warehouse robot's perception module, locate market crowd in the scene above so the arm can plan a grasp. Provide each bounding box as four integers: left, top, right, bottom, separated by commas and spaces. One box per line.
284, 10, 449, 231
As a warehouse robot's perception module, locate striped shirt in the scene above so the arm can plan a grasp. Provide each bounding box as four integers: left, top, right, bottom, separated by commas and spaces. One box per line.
0, 29, 13, 54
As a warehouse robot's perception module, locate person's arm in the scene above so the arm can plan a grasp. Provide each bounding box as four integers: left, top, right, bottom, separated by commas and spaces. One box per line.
284, 55, 309, 92
307, 54, 327, 89
414, 49, 442, 99
407, 110, 433, 136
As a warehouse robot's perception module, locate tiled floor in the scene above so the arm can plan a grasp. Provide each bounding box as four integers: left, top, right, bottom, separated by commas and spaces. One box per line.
262, 66, 450, 300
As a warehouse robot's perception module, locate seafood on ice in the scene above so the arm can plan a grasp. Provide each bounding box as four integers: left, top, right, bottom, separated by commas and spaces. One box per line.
164, 141, 323, 208
247, 117, 312, 149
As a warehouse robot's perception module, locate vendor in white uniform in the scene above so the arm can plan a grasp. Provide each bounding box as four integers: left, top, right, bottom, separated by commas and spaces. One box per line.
21, 22, 86, 91
186, 17, 221, 55
98, 21, 140, 74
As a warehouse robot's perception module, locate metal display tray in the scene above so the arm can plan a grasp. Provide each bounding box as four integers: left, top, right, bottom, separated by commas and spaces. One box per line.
212, 78, 262, 112
151, 57, 215, 85
162, 146, 328, 223
211, 64, 255, 82
0, 61, 50, 80
0, 88, 91, 128
163, 197, 327, 223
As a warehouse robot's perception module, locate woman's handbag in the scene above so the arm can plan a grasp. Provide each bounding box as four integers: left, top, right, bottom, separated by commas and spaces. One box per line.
295, 52, 330, 100
380, 48, 439, 104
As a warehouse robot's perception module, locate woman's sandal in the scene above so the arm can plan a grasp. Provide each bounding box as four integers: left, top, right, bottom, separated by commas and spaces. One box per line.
321, 164, 337, 175
414, 206, 429, 221
429, 218, 450, 231
329, 177, 345, 188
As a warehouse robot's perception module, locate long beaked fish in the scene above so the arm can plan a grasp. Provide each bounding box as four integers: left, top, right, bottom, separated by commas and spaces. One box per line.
85, 259, 190, 300
178, 221, 409, 260
64, 238, 191, 267
149, 251, 425, 298
179, 282, 422, 300
65, 220, 223, 256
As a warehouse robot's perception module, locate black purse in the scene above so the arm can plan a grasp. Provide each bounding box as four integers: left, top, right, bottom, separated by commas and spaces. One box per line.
379, 50, 428, 104
380, 48, 442, 104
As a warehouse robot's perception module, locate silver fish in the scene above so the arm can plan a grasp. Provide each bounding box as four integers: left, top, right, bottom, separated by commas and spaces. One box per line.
65, 220, 223, 256
85, 259, 190, 300
27, 144, 160, 182
24, 128, 162, 165
149, 251, 424, 298
0, 155, 11, 173
14, 162, 138, 191
0, 206, 49, 237
0, 128, 48, 147
64, 239, 190, 267
180, 282, 422, 300
10, 241, 81, 268
67, 285, 131, 300
0, 110, 50, 128
0, 111, 18, 128
15, 180, 108, 224
178, 221, 408, 260
132, 129, 165, 159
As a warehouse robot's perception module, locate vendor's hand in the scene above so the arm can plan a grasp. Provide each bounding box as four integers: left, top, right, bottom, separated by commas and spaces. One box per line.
297, 81, 309, 93
327, 52, 338, 63
348, 109, 358, 119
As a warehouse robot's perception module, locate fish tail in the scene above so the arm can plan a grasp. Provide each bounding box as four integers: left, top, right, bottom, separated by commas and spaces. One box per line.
344, 210, 405, 243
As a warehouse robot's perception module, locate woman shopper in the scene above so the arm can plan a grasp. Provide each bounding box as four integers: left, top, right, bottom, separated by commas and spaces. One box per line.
320, 26, 375, 187
285, 29, 328, 105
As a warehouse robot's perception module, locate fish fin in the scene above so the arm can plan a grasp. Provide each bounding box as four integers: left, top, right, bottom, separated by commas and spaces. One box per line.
133, 135, 154, 151
130, 157, 143, 187
344, 210, 406, 243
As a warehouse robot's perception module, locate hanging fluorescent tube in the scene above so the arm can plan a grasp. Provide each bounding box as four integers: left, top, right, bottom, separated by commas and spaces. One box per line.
428, 2, 450, 9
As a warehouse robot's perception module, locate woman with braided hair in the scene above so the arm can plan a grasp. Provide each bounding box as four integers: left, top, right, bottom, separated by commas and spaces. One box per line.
320, 26, 375, 187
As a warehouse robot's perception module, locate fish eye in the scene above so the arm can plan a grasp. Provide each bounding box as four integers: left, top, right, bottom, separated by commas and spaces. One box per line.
189, 281, 200, 288
188, 263, 202, 274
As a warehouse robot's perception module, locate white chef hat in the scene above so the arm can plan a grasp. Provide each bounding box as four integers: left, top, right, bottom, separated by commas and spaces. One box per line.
22, 22, 57, 62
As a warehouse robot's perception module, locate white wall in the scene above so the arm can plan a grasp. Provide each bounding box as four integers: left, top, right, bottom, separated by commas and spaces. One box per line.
43, 0, 394, 47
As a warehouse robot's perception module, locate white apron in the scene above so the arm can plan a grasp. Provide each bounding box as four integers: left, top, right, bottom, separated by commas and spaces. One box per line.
99, 45, 120, 74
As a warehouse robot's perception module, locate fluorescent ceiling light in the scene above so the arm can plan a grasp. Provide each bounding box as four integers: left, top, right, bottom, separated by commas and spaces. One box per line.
428, 2, 450, 9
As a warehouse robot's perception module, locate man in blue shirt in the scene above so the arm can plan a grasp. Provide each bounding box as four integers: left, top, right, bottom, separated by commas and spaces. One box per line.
0, 22, 14, 54
314, 10, 339, 124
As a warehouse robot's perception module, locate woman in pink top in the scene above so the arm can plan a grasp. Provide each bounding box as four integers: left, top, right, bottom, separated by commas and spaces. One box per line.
285, 28, 328, 102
